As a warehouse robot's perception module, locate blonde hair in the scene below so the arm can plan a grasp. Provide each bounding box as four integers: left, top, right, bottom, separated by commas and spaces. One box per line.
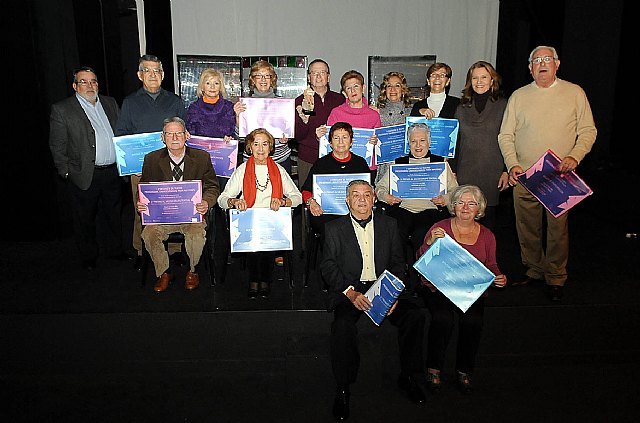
197, 68, 227, 98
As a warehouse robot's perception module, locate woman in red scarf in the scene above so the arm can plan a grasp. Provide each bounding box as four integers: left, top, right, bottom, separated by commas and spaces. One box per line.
218, 128, 302, 298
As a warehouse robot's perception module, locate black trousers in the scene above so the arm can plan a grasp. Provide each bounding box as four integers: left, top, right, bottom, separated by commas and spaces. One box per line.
330, 288, 427, 387
246, 251, 275, 283
67, 166, 123, 261
420, 289, 485, 374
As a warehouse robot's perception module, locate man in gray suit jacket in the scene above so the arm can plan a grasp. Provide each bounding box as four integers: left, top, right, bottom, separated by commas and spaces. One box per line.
49, 66, 126, 270
320, 180, 427, 420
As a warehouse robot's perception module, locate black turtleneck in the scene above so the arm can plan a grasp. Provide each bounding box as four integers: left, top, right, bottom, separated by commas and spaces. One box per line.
473, 91, 491, 113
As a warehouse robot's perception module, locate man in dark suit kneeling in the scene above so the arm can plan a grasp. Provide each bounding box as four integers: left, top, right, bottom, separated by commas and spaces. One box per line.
321, 180, 427, 420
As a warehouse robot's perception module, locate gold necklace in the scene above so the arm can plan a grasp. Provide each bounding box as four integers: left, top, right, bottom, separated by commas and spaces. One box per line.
256, 174, 270, 192
453, 219, 475, 237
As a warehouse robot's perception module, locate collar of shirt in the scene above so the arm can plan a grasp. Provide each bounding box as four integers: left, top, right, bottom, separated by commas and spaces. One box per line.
350, 213, 373, 228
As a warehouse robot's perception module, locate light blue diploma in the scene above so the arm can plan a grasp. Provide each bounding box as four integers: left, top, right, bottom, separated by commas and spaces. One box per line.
390, 163, 447, 199
517, 149, 593, 218
364, 270, 405, 326
187, 136, 239, 178
229, 207, 293, 253
319, 127, 375, 167
113, 132, 164, 176
312, 173, 371, 215
138, 180, 203, 225
405, 117, 459, 158
375, 124, 407, 164
413, 234, 495, 312
238, 97, 295, 138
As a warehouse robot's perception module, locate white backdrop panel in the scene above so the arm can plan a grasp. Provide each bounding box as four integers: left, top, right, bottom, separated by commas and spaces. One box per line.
170, 0, 499, 97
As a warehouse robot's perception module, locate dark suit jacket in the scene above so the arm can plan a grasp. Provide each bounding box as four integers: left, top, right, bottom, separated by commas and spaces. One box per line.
410, 94, 460, 119
139, 146, 220, 221
320, 213, 406, 311
49, 94, 120, 190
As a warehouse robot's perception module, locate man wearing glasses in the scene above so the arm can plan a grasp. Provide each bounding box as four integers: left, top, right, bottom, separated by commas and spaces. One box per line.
116, 54, 187, 270
498, 45, 597, 301
49, 66, 127, 270
137, 117, 219, 292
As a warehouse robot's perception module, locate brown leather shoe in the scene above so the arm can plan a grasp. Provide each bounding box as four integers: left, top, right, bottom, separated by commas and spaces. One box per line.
185, 271, 200, 290
154, 272, 174, 293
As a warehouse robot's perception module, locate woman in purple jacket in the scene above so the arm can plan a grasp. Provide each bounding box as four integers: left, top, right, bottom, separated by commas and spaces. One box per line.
186, 68, 236, 141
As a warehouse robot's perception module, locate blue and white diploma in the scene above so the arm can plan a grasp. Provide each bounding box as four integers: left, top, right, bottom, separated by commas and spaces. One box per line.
517, 149, 593, 218
138, 180, 203, 225
389, 162, 447, 199
375, 124, 407, 164
187, 136, 238, 178
363, 270, 405, 326
312, 173, 371, 215
113, 132, 164, 176
405, 117, 459, 158
319, 127, 375, 167
413, 234, 495, 312
229, 207, 293, 253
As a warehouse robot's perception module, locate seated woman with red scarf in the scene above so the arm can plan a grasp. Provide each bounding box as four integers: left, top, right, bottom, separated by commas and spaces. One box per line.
218, 128, 302, 299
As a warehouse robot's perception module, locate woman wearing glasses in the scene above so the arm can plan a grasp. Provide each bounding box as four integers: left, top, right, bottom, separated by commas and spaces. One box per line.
234, 60, 293, 174
417, 185, 507, 395
410, 62, 460, 121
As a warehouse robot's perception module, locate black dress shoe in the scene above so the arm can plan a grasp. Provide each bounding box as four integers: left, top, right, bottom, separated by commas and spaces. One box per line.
332, 389, 350, 420
82, 259, 96, 271
398, 374, 426, 404
511, 275, 543, 287
547, 285, 564, 301
258, 282, 270, 299
456, 371, 473, 394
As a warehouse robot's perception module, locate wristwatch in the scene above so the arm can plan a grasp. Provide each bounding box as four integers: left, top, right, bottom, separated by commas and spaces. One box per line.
305, 197, 315, 206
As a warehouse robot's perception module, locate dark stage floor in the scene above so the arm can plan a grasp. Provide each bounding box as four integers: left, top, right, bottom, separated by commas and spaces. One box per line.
2, 166, 639, 422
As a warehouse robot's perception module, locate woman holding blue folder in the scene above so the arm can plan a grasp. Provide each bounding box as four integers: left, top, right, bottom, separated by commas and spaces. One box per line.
417, 185, 507, 394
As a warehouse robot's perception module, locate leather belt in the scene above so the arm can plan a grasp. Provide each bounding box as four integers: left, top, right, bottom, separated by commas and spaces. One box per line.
94, 163, 116, 169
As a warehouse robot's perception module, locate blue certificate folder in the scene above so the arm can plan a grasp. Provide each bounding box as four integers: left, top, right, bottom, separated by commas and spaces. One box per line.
113, 132, 164, 176
375, 124, 406, 164
363, 270, 405, 326
413, 234, 495, 313
517, 149, 593, 218
390, 163, 447, 199
405, 117, 459, 158
229, 207, 293, 253
187, 136, 239, 178
313, 173, 371, 215
319, 127, 375, 167
138, 180, 203, 225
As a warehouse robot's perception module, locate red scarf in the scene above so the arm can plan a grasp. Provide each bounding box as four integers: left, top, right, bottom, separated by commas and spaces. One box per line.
242, 156, 283, 208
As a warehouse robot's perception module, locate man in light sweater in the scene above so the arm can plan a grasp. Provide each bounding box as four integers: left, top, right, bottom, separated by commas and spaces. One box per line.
498, 45, 597, 301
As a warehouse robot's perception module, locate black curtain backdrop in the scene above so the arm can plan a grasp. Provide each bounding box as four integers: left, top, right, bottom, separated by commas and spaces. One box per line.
6, 0, 632, 241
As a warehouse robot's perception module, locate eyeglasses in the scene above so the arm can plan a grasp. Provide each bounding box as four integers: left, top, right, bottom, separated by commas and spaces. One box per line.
253, 74, 272, 80
530, 56, 555, 65
429, 72, 448, 79
142, 68, 163, 75
76, 79, 98, 86
163, 131, 186, 139
455, 200, 479, 208
344, 84, 361, 92
309, 71, 327, 77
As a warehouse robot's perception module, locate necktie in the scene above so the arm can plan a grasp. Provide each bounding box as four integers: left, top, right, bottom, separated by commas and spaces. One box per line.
171, 158, 184, 181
